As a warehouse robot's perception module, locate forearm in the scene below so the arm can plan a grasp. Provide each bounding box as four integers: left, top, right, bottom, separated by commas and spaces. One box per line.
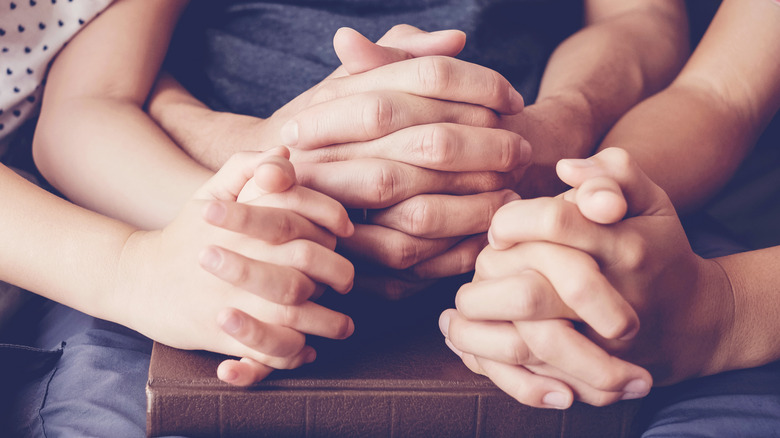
709, 246, 780, 374
532, 0, 689, 158
598, 83, 756, 211
598, 0, 780, 212
147, 73, 266, 171
0, 166, 134, 321
35, 98, 211, 229
32, 0, 208, 229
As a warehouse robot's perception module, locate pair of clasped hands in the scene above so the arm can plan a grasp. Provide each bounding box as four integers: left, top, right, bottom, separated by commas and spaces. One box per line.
144, 25, 725, 409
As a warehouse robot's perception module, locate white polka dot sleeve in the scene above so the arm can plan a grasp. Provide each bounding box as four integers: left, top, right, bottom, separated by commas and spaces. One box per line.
0, 0, 113, 154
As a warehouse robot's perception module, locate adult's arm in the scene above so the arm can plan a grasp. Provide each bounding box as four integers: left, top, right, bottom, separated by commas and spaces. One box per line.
506, 0, 690, 197
598, 0, 780, 211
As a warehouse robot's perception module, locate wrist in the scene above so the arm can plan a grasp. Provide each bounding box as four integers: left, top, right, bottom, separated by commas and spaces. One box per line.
110, 228, 158, 333
503, 94, 596, 197
694, 257, 738, 377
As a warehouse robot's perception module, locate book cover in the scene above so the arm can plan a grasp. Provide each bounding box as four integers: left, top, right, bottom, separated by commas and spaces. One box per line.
147, 295, 640, 438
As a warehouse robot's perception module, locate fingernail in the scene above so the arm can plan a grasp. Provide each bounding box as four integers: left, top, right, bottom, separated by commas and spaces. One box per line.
221, 368, 238, 383
345, 318, 355, 338
619, 325, 639, 341
220, 313, 242, 334
559, 158, 593, 168
510, 90, 525, 113
199, 247, 223, 271
502, 190, 522, 205
281, 121, 299, 147
438, 312, 451, 337
444, 338, 463, 357
203, 201, 227, 225
542, 392, 570, 409
487, 229, 496, 247
622, 379, 650, 396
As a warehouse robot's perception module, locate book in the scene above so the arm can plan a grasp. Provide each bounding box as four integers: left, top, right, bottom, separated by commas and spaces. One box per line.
146, 279, 641, 437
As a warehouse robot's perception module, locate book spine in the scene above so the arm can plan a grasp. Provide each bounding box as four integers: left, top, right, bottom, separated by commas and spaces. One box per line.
147, 387, 639, 437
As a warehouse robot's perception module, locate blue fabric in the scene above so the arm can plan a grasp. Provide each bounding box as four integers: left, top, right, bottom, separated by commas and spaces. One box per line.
3, 301, 153, 437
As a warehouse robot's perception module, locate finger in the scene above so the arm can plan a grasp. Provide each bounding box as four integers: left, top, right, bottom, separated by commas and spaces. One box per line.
202, 201, 337, 248
475, 356, 575, 410
476, 243, 639, 341
338, 223, 460, 270
217, 307, 307, 357
217, 358, 274, 386
194, 149, 290, 201
574, 176, 627, 225
441, 309, 542, 367
454, 272, 578, 321
298, 56, 524, 128
328, 25, 465, 79
556, 148, 674, 219
268, 239, 354, 294
250, 153, 297, 196
299, 121, 530, 173
284, 93, 517, 153
488, 197, 612, 252
245, 185, 355, 238
411, 234, 486, 279
200, 246, 318, 304
372, 190, 520, 238
236, 299, 355, 341
518, 319, 652, 398
334, 25, 466, 76
295, 159, 514, 209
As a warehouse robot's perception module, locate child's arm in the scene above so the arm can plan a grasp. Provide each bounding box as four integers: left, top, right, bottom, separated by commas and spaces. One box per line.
597, 0, 780, 211
32, 0, 210, 229
1, 151, 354, 369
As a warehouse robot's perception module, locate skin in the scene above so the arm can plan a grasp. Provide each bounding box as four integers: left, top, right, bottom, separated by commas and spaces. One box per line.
440, 0, 780, 410
147, 0, 690, 298
16, 0, 357, 384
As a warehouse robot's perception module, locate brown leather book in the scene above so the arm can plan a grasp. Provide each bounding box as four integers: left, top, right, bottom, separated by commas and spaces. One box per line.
146, 279, 640, 437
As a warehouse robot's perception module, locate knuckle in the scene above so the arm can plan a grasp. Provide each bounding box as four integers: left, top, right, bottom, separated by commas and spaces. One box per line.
416, 125, 454, 167
280, 305, 302, 328
403, 198, 435, 236
417, 56, 452, 95
538, 200, 574, 242
509, 282, 543, 319
282, 274, 311, 305
592, 368, 625, 392
467, 106, 500, 128
505, 338, 531, 365
288, 240, 317, 272
474, 247, 497, 278
616, 232, 648, 271
271, 213, 296, 244
360, 93, 395, 139
495, 132, 524, 171
367, 163, 401, 207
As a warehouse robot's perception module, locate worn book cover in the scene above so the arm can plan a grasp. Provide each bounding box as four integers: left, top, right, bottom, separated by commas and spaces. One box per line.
147, 279, 640, 437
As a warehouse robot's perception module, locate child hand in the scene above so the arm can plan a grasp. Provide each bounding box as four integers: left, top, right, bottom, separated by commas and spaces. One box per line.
113, 148, 356, 383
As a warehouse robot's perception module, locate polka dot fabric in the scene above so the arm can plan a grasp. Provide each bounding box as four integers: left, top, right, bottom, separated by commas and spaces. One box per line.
0, 0, 113, 155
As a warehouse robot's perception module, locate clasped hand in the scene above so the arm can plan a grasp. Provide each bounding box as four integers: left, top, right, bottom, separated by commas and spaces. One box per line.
440, 148, 735, 408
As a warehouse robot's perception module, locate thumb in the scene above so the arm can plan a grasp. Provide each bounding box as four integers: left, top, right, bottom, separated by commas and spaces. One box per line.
332, 25, 466, 76
556, 148, 675, 221
194, 147, 292, 202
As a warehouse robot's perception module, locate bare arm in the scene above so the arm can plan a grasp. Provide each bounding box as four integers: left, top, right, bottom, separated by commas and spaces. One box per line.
599, 0, 780, 211
32, 0, 212, 229
507, 0, 690, 197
